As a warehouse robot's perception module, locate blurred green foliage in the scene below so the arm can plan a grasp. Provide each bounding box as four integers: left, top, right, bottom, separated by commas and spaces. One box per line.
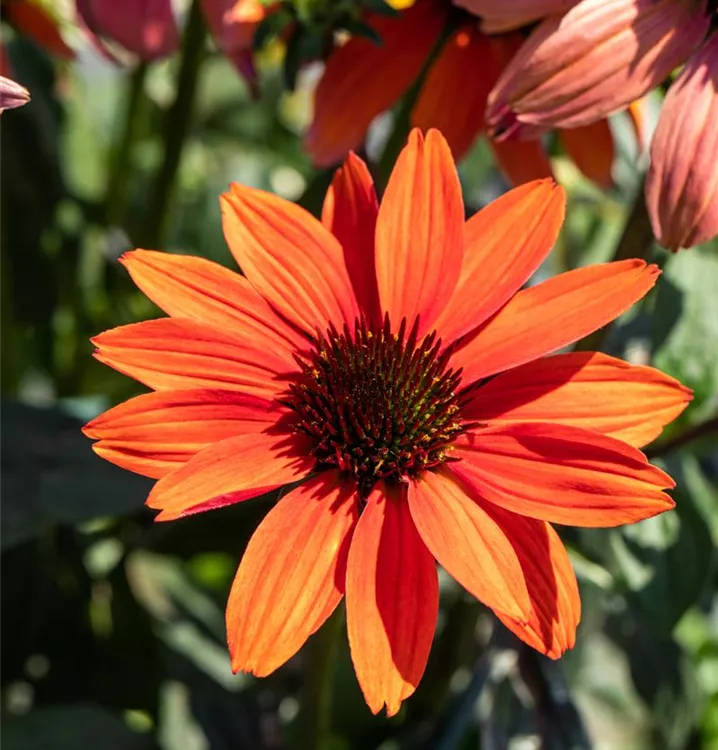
1, 4, 717, 750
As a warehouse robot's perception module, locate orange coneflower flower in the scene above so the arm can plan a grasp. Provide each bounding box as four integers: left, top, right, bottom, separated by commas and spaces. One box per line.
85, 129, 690, 715
485, 0, 717, 248
307, 0, 625, 187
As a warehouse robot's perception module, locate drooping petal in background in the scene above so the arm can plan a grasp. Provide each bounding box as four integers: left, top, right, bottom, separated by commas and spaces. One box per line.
306, 0, 447, 166
558, 118, 615, 188
0, 75, 30, 112
76, 0, 179, 60
486, 0, 710, 135
454, 0, 579, 33
645, 36, 718, 251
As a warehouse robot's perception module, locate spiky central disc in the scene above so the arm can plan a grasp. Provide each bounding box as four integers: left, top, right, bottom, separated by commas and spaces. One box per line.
287, 316, 465, 497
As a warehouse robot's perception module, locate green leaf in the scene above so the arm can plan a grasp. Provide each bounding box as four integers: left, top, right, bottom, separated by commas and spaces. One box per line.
653, 245, 718, 415
609, 454, 715, 636
1, 402, 151, 549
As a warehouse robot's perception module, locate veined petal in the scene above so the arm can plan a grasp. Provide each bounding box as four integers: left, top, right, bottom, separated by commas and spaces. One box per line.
145, 430, 314, 521
375, 129, 464, 336
645, 36, 718, 251
228, 472, 357, 676
321, 152, 381, 322
83, 389, 282, 478
434, 179, 564, 346
451, 259, 660, 385
455, 0, 580, 33
221, 184, 360, 336
346, 482, 438, 717
486, 0, 709, 133
487, 506, 580, 659
4, 0, 74, 58
411, 24, 491, 161
452, 422, 675, 527
463, 352, 692, 448
305, 0, 447, 166
121, 250, 306, 358
488, 136, 555, 186
92, 318, 296, 399
408, 469, 531, 619
559, 119, 615, 188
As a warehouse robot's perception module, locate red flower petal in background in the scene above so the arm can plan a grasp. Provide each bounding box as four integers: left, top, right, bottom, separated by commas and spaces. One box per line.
305, 0, 447, 166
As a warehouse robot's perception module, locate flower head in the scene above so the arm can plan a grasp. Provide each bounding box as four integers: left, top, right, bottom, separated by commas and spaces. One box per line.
85, 129, 690, 716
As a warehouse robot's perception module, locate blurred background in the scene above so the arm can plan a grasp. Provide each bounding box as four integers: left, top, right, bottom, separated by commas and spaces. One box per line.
1, 1, 717, 748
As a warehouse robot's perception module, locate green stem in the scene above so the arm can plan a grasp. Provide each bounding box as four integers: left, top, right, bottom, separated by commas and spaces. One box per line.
645, 414, 718, 459
301, 604, 343, 750
574, 181, 654, 352
375, 18, 457, 191
144, 0, 206, 248
104, 62, 148, 228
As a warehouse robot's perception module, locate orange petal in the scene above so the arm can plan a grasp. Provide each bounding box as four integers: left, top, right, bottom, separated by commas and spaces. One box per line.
452, 422, 675, 527
221, 184, 360, 336
463, 351, 691, 448
346, 482, 438, 716
408, 469, 530, 620
451, 259, 660, 385
4, 0, 74, 58
559, 119, 615, 188
488, 136, 555, 186
145, 430, 314, 521
434, 179, 565, 346
321, 152, 381, 322
411, 24, 490, 161
375, 129, 464, 335
83, 389, 282, 478
121, 250, 306, 359
227, 472, 357, 676
305, 0, 447, 166
92, 318, 295, 400
486, 506, 580, 659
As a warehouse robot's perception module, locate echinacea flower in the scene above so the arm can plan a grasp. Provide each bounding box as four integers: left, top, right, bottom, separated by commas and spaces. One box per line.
85, 129, 690, 715
306, 0, 626, 187
484, 0, 718, 247
0, 74, 30, 112
76, 0, 179, 60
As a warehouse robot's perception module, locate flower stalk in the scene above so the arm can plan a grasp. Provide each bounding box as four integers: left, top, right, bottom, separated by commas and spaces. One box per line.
144, 0, 206, 248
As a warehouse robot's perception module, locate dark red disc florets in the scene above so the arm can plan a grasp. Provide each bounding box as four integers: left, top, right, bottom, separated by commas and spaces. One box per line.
286, 315, 466, 497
